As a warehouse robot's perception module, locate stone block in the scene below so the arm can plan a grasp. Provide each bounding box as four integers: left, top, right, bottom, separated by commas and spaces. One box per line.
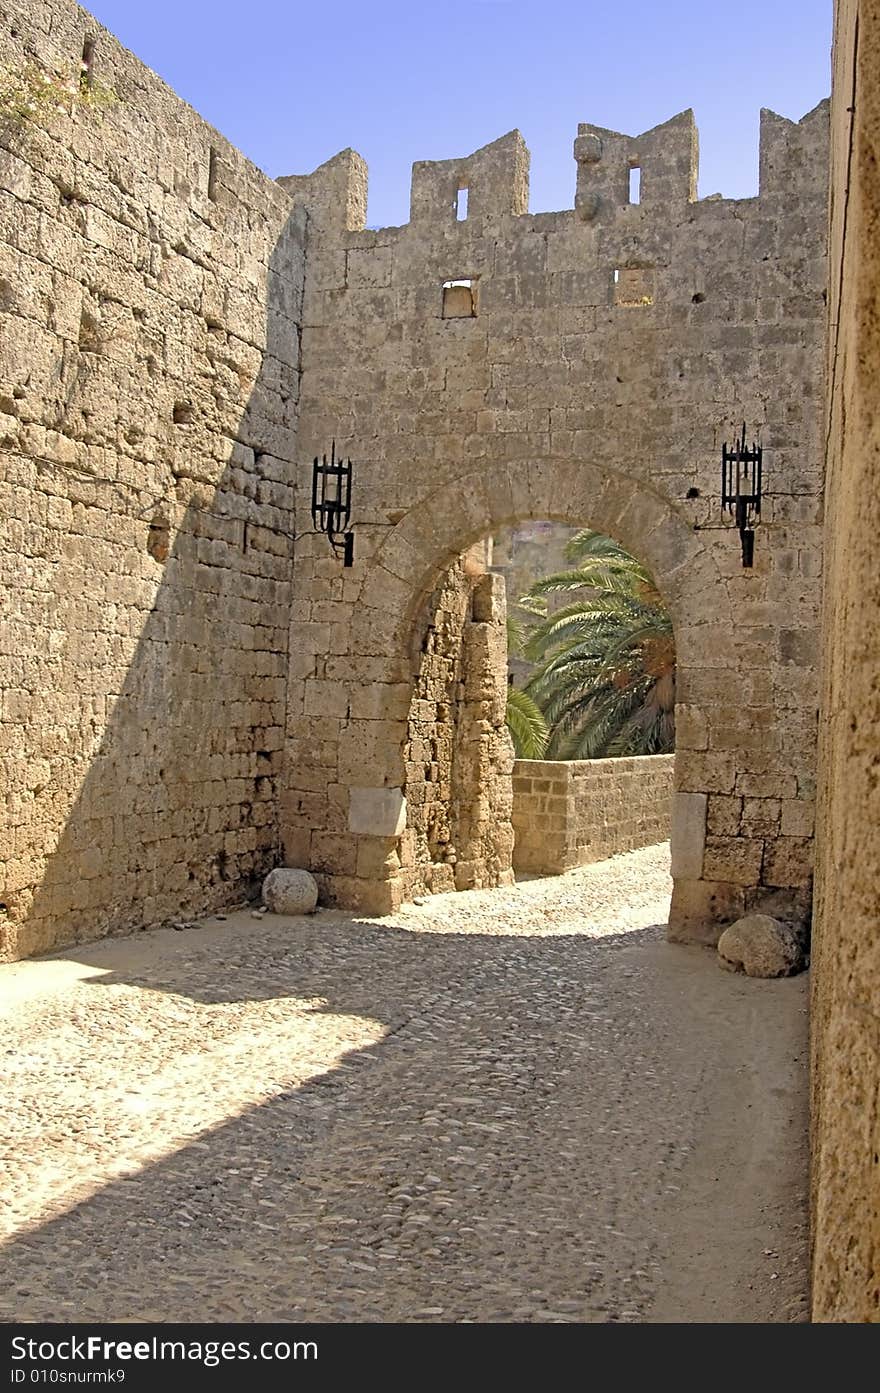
706, 795, 743, 836
702, 835, 765, 885
355, 836, 402, 878
676, 752, 737, 794
317, 873, 404, 915
668, 878, 746, 945
348, 683, 412, 721
780, 799, 815, 837
675, 704, 709, 750
670, 791, 707, 878
471, 572, 505, 623
762, 836, 814, 888
741, 797, 782, 836
348, 786, 407, 836
308, 834, 358, 877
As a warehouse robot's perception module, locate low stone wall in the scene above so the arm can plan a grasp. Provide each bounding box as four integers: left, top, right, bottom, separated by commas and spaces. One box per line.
512, 755, 674, 874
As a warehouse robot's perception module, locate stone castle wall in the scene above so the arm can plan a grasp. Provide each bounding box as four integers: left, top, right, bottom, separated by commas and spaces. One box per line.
0, 0, 832, 962
0, 0, 303, 959
491, 522, 581, 611
284, 103, 829, 939
512, 755, 674, 875
2, 0, 876, 1331
811, 0, 880, 1324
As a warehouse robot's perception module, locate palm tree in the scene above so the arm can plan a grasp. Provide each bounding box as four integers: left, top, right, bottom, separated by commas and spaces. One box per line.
519, 531, 675, 759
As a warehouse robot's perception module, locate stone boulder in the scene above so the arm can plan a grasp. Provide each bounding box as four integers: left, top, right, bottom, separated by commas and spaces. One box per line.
717, 914, 805, 978
262, 868, 318, 916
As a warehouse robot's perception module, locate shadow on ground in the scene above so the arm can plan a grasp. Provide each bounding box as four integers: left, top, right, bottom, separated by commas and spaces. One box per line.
0, 910, 809, 1323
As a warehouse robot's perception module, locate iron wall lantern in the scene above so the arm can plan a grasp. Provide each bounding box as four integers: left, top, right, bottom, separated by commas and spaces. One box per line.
722, 423, 762, 568
311, 441, 354, 567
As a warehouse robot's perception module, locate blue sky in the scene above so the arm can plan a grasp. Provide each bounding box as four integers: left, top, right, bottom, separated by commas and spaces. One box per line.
86, 0, 832, 228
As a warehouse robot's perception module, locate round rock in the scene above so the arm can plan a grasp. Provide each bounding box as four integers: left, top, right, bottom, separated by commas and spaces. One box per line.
262, 867, 318, 916
717, 914, 804, 978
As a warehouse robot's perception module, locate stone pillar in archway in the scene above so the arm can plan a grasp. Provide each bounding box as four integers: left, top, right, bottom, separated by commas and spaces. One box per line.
279, 531, 414, 914
400, 550, 515, 900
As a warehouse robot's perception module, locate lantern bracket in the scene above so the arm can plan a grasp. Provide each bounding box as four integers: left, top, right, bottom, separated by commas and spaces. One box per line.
311, 441, 354, 567
721, 423, 762, 569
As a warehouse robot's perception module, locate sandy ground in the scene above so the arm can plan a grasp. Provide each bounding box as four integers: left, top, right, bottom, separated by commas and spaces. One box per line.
0, 843, 809, 1322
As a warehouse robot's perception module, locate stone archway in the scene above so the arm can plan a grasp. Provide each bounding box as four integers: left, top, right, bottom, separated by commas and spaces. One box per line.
286, 456, 741, 943
282, 113, 826, 952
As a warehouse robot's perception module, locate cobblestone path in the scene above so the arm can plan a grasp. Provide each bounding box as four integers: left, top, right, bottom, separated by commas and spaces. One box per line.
0, 844, 809, 1323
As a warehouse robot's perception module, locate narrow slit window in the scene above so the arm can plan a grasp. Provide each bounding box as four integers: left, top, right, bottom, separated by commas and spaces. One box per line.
456, 186, 469, 221
80, 36, 96, 93
208, 147, 219, 202
442, 278, 477, 318
628, 165, 641, 204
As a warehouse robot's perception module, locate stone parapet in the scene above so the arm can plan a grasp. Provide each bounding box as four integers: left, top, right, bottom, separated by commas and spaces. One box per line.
512, 755, 674, 874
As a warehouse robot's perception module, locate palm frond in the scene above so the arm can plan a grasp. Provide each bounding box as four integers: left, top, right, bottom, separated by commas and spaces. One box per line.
506, 614, 525, 658
563, 530, 631, 564
505, 687, 550, 759
514, 593, 549, 617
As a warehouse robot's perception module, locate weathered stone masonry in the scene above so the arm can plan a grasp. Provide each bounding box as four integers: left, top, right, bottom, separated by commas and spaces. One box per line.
285, 106, 829, 941
513, 755, 674, 876
401, 546, 515, 900
0, 0, 304, 960
811, 0, 880, 1324
4, 0, 880, 1331
0, 0, 829, 960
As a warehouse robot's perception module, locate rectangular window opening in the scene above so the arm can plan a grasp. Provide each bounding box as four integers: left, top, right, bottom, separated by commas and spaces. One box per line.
456, 186, 469, 221
208, 147, 219, 202
80, 36, 96, 92
442, 278, 477, 319
628, 165, 641, 204
614, 265, 654, 307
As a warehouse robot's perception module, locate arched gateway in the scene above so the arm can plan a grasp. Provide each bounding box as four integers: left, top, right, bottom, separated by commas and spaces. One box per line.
282, 105, 828, 944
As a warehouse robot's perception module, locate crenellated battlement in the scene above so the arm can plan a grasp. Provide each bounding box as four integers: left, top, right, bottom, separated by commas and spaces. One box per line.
277, 148, 368, 235
281, 101, 829, 241
409, 129, 530, 227
574, 109, 698, 220
759, 101, 829, 195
